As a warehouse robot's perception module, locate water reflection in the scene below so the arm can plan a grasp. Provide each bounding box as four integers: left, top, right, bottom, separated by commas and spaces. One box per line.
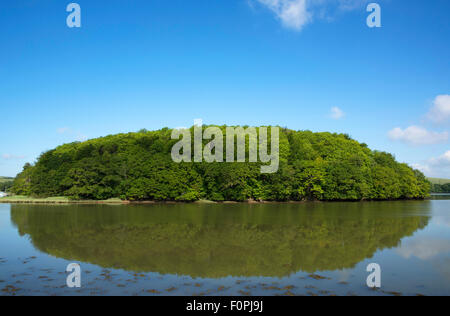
396, 238, 450, 260
10, 202, 430, 278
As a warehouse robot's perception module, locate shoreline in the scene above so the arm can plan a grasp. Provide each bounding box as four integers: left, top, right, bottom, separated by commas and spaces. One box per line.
0, 196, 430, 205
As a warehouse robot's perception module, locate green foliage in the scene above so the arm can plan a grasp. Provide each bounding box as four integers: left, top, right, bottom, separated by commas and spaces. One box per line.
11, 127, 430, 201
432, 183, 450, 193
0, 180, 13, 192
11, 163, 33, 195
10, 203, 429, 277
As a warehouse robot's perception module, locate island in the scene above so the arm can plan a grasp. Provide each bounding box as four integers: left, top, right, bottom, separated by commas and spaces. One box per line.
5, 126, 430, 202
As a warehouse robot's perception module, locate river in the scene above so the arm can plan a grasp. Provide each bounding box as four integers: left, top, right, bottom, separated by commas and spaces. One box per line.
0, 198, 449, 296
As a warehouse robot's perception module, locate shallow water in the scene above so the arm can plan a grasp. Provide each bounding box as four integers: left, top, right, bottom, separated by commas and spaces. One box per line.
0, 200, 449, 296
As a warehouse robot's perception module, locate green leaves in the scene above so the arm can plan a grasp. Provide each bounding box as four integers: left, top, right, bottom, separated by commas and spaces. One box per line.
10, 127, 430, 201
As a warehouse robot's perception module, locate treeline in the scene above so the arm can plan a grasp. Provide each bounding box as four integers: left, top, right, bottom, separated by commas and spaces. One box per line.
11, 126, 430, 201
432, 183, 450, 193
0, 180, 13, 192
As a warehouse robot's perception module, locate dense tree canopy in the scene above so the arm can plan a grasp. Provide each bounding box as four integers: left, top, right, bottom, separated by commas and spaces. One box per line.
0, 181, 13, 192
11, 126, 430, 201
0, 177, 14, 192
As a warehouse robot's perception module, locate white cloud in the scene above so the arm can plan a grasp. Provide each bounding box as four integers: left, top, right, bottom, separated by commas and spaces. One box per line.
257, 0, 310, 30
330, 106, 345, 120
2, 154, 25, 160
411, 163, 431, 175
427, 94, 450, 124
412, 150, 450, 178
254, 0, 369, 31
429, 151, 450, 169
388, 126, 448, 146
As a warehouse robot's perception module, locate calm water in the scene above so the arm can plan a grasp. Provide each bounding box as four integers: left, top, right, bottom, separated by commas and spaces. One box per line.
0, 199, 449, 296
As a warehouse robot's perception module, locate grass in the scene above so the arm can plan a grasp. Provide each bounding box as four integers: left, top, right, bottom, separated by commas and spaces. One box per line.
0, 195, 126, 204
427, 177, 450, 185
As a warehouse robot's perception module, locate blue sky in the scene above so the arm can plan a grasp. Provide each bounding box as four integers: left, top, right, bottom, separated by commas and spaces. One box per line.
0, 0, 449, 177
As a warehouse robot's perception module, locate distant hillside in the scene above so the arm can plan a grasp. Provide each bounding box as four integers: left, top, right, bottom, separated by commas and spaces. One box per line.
428, 178, 450, 193
11, 127, 430, 201
427, 177, 450, 185
0, 177, 13, 183
0, 177, 14, 192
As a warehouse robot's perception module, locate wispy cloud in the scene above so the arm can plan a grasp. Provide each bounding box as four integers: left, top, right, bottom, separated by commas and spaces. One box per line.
57, 127, 88, 142
75, 133, 88, 142
427, 94, 450, 124
330, 106, 345, 120
2, 154, 25, 160
57, 127, 71, 134
388, 126, 448, 146
254, 0, 369, 31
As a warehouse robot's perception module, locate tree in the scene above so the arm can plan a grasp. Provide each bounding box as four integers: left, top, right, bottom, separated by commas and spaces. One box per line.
11, 127, 430, 201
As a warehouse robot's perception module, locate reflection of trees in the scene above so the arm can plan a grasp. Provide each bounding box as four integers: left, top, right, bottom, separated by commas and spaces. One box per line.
10, 202, 430, 278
